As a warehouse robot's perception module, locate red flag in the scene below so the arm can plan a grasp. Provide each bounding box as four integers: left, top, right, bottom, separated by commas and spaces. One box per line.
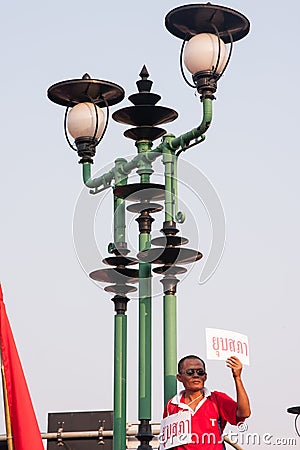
0, 285, 44, 450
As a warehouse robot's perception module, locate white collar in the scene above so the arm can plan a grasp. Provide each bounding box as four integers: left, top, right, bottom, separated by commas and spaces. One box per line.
170, 387, 211, 406
170, 387, 211, 414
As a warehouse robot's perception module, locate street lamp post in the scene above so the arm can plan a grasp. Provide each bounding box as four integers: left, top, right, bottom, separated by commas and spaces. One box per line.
47, 4, 250, 450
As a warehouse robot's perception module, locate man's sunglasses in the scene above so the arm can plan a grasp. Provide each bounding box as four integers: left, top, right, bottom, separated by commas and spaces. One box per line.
181, 369, 206, 377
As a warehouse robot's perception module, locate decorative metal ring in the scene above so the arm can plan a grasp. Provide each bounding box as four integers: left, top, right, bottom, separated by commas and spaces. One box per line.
179, 35, 197, 89
63, 106, 77, 151
295, 414, 300, 437
219, 31, 233, 78
84, 96, 101, 145
208, 27, 233, 84
92, 100, 99, 143
95, 95, 109, 147
211, 24, 222, 76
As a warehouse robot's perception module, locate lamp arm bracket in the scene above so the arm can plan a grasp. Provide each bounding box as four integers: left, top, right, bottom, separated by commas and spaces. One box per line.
150, 135, 176, 160
89, 184, 112, 195
168, 98, 213, 153
82, 162, 115, 192
145, 150, 162, 163
176, 135, 206, 157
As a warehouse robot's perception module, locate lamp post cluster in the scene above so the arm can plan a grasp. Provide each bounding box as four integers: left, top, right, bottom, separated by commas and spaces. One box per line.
47, 4, 250, 450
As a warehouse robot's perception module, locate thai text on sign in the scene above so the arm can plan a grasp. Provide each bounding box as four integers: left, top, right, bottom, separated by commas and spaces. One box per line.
206, 328, 250, 365
160, 411, 192, 450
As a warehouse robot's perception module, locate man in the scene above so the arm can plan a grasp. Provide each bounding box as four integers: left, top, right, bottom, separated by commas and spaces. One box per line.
162, 355, 250, 449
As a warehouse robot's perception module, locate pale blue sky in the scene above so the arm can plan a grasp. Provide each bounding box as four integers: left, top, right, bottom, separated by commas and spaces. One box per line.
0, 0, 300, 448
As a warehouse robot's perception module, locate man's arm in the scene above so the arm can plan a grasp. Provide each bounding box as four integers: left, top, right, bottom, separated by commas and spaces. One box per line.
226, 356, 251, 418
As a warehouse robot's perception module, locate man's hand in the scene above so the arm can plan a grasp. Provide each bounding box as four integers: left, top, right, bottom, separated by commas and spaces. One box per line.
226, 356, 251, 418
226, 356, 243, 378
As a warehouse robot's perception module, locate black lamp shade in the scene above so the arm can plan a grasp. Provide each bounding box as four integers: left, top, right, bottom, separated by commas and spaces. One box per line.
47, 76, 125, 107
165, 4, 250, 43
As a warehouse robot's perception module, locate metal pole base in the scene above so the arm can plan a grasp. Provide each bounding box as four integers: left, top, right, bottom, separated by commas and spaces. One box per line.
136, 420, 154, 450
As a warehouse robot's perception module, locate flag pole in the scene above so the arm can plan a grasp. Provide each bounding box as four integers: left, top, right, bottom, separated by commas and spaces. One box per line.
1, 359, 14, 450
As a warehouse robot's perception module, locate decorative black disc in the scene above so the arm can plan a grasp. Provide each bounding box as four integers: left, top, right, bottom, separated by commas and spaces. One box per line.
114, 183, 165, 201
127, 202, 163, 214
137, 247, 202, 265
153, 266, 187, 275
124, 126, 166, 141
151, 236, 189, 247
89, 268, 139, 284
112, 105, 178, 127
104, 284, 137, 294
48, 75, 125, 107
165, 4, 250, 43
102, 256, 138, 267
111, 242, 131, 256
129, 92, 161, 106
287, 406, 300, 415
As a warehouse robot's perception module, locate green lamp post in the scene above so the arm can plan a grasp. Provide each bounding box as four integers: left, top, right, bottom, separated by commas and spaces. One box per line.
47, 4, 250, 450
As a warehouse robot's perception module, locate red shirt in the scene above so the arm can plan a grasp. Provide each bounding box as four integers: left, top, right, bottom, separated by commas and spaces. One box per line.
163, 389, 240, 450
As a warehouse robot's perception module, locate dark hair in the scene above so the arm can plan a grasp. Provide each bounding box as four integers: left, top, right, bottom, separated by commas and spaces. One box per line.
178, 355, 206, 374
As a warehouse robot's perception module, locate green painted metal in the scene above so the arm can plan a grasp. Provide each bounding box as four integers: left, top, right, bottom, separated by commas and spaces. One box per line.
173, 155, 180, 222
82, 161, 91, 184
81, 99, 213, 192
163, 294, 177, 404
169, 98, 213, 151
113, 159, 129, 450
162, 144, 176, 222
82, 161, 115, 189
161, 143, 179, 402
136, 140, 153, 154
114, 193, 126, 244
138, 235, 152, 420
114, 159, 128, 245
81, 99, 213, 429
136, 140, 154, 183
173, 154, 178, 214
162, 146, 180, 403
136, 140, 153, 421
114, 312, 127, 450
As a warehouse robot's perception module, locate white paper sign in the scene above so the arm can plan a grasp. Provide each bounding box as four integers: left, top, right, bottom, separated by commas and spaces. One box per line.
206, 328, 250, 365
159, 411, 192, 450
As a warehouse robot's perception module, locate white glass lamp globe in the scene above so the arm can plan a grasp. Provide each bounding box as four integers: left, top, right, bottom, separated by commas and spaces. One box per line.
67, 102, 105, 140
183, 33, 228, 75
